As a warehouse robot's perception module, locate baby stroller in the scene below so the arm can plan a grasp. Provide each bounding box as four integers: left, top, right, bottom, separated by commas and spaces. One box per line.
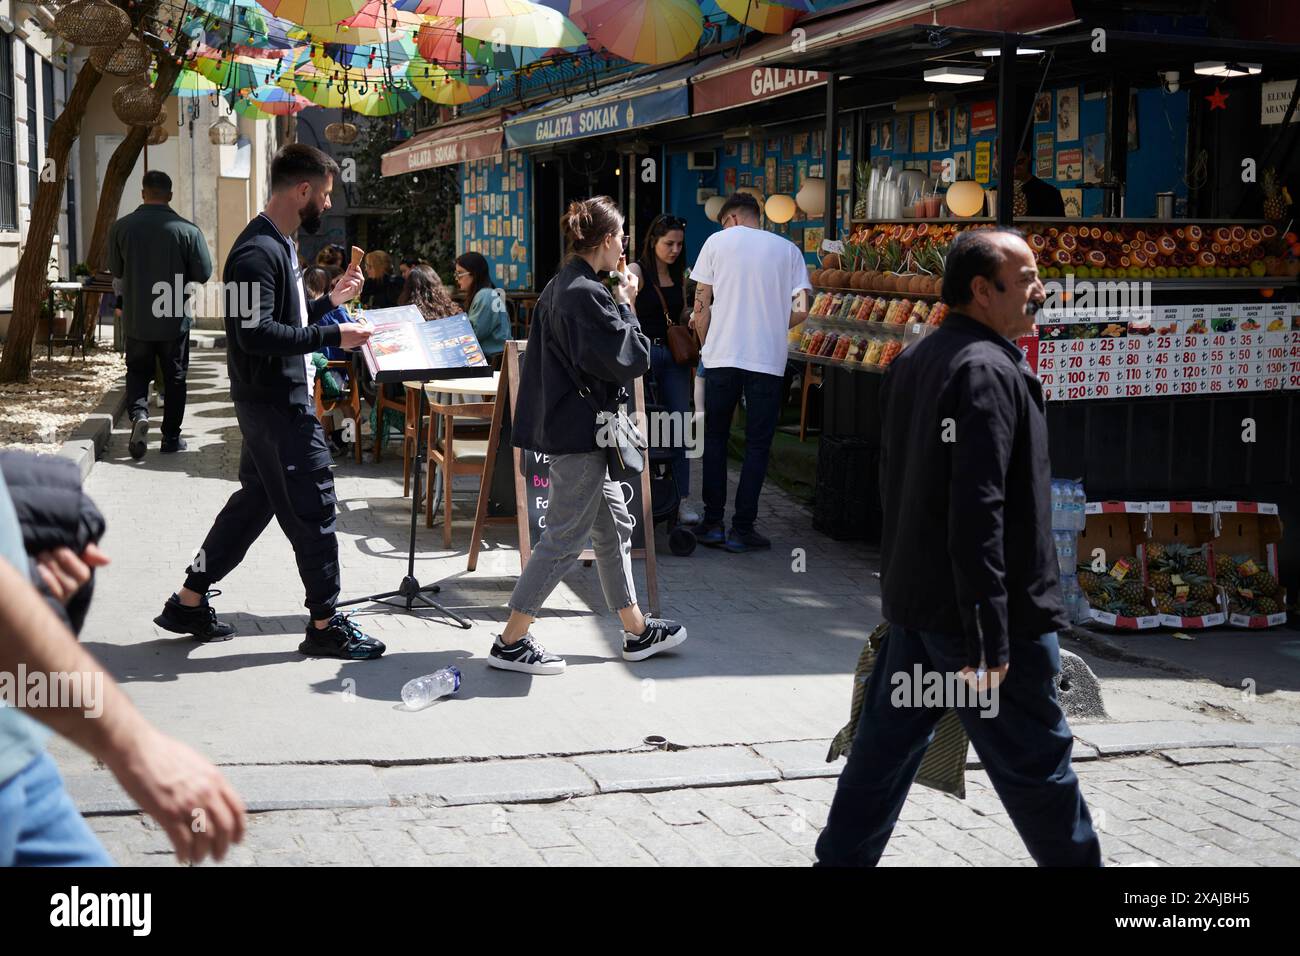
643, 365, 697, 557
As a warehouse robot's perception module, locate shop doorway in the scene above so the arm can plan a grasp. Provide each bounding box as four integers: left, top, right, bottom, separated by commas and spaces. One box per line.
533, 158, 563, 290
533, 145, 623, 289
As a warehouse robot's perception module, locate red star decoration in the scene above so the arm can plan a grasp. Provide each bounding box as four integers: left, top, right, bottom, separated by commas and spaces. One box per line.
1206, 87, 1229, 110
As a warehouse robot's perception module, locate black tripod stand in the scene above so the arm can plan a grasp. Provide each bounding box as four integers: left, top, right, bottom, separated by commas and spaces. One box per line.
338, 384, 471, 628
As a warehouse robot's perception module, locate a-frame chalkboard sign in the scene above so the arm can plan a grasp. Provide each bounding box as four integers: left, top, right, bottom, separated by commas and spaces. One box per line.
468, 340, 659, 615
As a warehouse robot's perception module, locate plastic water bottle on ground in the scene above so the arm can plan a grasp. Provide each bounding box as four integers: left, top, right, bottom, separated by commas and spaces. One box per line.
402, 666, 462, 709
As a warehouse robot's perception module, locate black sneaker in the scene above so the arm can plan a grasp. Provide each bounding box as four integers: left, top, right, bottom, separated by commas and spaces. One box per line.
129, 418, 149, 459
160, 436, 187, 454
299, 613, 385, 660
488, 634, 565, 675
153, 590, 236, 642
696, 522, 726, 547
623, 618, 688, 661
725, 528, 771, 553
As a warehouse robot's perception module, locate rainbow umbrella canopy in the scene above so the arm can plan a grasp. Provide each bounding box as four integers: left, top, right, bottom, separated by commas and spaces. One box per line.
166, 69, 223, 97
572, 0, 701, 64
312, 32, 418, 72
297, 0, 424, 43
459, 3, 586, 48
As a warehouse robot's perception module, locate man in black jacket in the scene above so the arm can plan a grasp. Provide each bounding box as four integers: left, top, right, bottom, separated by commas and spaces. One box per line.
151, 144, 384, 660
816, 229, 1101, 867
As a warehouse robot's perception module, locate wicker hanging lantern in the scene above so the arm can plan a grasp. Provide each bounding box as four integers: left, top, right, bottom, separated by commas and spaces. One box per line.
324, 121, 358, 145
146, 122, 169, 145
54, 0, 132, 47
90, 38, 151, 77
208, 115, 239, 146
112, 78, 164, 126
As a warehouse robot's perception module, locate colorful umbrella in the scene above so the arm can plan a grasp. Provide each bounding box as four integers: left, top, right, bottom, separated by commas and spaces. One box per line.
414, 15, 467, 66
168, 69, 223, 97
291, 62, 395, 107
409, 56, 493, 104
313, 33, 418, 73
243, 83, 315, 114
227, 94, 276, 119
459, 5, 585, 48
574, 0, 701, 65
714, 0, 804, 34
192, 54, 278, 93
345, 82, 422, 115
414, 0, 535, 16
299, 0, 425, 44
260, 0, 370, 28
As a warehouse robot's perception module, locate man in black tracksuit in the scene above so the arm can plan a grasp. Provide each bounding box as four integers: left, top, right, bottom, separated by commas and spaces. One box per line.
816, 229, 1101, 866
151, 144, 384, 660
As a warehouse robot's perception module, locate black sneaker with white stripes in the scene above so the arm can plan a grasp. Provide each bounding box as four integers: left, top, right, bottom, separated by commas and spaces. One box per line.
622, 618, 687, 662
488, 634, 566, 675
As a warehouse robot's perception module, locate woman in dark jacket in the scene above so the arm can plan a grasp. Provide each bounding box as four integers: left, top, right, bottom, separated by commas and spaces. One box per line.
491, 197, 688, 675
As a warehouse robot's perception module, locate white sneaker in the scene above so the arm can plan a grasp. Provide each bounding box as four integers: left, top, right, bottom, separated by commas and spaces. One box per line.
678, 500, 701, 525
623, 618, 688, 662
487, 634, 566, 675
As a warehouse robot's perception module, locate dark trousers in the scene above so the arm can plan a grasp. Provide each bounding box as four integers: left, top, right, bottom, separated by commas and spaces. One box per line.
702, 366, 783, 532
185, 402, 341, 620
649, 343, 693, 498
125, 334, 190, 439
815, 625, 1102, 867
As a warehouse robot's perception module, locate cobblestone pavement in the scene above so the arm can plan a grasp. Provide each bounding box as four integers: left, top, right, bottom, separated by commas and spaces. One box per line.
89, 748, 1300, 866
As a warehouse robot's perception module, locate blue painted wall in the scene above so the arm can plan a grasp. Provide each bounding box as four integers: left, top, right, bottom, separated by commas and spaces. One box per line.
668, 123, 854, 270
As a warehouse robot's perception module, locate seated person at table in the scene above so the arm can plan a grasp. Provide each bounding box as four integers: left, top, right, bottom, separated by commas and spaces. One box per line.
398, 264, 462, 322
453, 252, 510, 357
303, 266, 353, 457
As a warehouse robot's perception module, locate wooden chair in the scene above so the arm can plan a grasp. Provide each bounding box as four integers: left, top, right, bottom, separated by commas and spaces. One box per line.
314, 361, 364, 464
425, 392, 497, 547
799, 361, 823, 442
373, 382, 421, 493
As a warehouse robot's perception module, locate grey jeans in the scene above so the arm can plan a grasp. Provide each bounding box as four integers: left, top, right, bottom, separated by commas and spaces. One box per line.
508, 450, 637, 617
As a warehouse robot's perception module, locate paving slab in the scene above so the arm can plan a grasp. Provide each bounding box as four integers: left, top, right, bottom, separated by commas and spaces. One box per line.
752, 739, 839, 779
1073, 721, 1240, 755
575, 747, 781, 792
378, 759, 595, 805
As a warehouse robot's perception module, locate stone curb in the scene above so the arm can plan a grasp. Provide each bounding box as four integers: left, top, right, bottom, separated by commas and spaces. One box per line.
58, 373, 127, 482
54, 333, 223, 480
66, 728, 1297, 817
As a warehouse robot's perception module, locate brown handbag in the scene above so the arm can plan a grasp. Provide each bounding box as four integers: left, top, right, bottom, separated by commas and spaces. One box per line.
651, 281, 699, 366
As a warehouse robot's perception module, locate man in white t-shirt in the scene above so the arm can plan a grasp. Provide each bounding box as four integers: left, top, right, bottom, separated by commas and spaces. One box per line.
688, 192, 811, 552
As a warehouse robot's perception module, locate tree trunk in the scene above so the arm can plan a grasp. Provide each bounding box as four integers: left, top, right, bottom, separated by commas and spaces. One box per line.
0, 59, 103, 382
82, 56, 183, 346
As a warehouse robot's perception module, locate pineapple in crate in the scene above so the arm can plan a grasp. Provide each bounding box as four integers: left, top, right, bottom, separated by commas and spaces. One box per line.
1148, 541, 1219, 619
1263, 167, 1291, 223
1078, 557, 1148, 619
1224, 554, 1284, 617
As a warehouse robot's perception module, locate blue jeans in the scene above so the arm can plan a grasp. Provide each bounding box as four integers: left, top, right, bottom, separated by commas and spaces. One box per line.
815, 626, 1101, 867
702, 366, 783, 533
649, 344, 692, 499
0, 752, 114, 866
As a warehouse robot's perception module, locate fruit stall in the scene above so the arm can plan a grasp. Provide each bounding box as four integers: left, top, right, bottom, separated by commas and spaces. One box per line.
781, 13, 1300, 613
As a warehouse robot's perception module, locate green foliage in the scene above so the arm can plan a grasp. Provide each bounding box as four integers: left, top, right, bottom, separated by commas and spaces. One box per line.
353, 117, 460, 280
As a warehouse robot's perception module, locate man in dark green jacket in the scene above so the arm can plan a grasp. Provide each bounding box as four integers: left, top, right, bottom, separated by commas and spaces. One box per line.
108, 170, 212, 459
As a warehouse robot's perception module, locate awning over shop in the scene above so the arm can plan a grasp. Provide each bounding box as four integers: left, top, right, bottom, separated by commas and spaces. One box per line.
503, 59, 699, 150
381, 114, 506, 177
689, 0, 1078, 116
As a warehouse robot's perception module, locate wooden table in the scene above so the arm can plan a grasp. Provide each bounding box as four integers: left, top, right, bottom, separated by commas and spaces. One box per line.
406, 372, 502, 543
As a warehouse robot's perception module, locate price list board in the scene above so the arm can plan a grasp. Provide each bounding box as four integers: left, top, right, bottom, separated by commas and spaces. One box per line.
1032, 303, 1300, 402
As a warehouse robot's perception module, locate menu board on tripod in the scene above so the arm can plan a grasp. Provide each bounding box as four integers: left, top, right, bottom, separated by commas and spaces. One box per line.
1031, 302, 1300, 401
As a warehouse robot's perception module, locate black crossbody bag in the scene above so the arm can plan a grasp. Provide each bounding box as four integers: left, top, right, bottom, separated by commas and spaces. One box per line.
539, 294, 647, 474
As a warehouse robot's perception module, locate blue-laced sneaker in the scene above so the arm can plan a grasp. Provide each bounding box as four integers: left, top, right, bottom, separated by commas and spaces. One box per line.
299, 613, 385, 660
724, 528, 771, 553
696, 522, 726, 547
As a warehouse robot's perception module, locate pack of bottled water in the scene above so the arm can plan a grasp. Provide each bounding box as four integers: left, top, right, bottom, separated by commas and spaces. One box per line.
1051, 479, 1089, 623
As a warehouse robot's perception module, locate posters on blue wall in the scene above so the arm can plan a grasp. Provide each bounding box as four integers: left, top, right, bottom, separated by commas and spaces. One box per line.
462, 154, 531, 290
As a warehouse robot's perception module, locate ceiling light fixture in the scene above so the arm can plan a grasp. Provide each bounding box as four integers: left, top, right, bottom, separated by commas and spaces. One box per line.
1193, 61, 1262, 77
975, 47, 1045, 56
924, 67, 984, 84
